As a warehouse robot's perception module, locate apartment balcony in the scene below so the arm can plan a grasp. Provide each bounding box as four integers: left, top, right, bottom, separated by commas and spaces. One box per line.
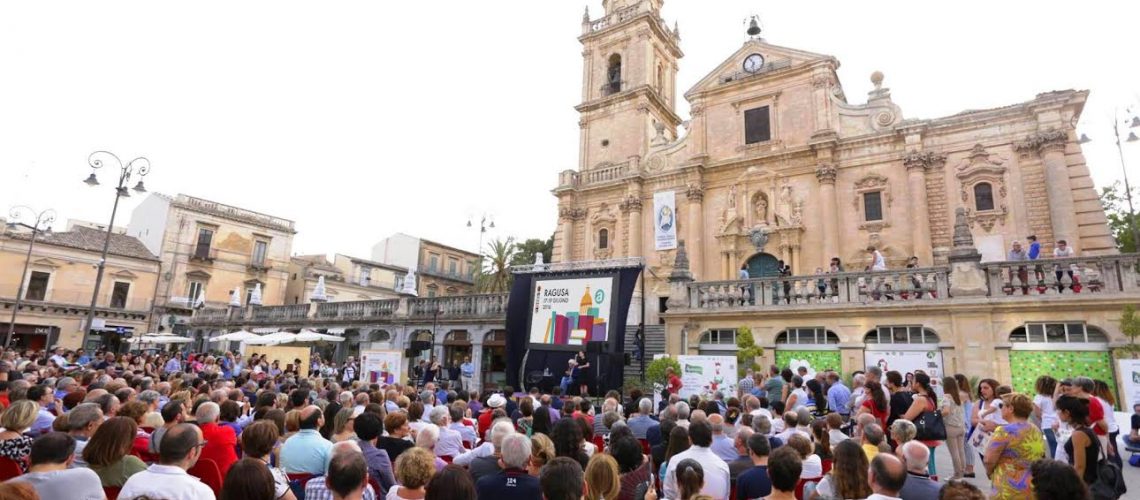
190, 247, 217, 263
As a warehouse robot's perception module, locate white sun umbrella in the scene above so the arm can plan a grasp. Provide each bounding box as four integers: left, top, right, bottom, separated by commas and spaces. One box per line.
210, 330, 259, 343
245, 331, 298, 345
147, 334, 194, 344
294, 329, 346, 343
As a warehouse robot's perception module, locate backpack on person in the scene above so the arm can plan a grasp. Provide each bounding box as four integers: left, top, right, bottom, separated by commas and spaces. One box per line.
1089, 429, 1127, 500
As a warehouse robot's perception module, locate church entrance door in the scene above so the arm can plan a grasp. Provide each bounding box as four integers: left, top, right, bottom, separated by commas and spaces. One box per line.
746, 253, 781, 278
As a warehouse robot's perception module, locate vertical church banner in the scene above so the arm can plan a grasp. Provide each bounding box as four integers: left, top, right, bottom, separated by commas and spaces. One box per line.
654, 191, 677, 250
1117, 359, 1140, 410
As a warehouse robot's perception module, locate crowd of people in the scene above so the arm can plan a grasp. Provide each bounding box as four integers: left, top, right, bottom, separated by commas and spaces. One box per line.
0, 345, 1132, 500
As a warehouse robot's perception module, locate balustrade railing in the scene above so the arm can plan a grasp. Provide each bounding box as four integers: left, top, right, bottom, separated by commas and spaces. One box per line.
982, 254, 1138, 297
196, 308, 230, 321
315, 299, 398, 320
250, 304, 310, 322
408, 294, 509, 319
688, 267, 951, 310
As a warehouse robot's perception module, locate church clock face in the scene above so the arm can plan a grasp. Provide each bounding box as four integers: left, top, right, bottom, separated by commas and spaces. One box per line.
743, 53, 764, 73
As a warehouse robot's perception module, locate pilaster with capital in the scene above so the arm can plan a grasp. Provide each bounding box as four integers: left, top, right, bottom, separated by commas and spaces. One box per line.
685, 184, 704, 279
559, 206, 586, 262
815, 163, 839, 265
903, 151, 944, 263
620, 194, 644, 258
1016, 129, 1077, 251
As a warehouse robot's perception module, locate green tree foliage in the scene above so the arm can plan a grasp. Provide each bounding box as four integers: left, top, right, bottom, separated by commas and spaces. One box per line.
646, 356, 681, 387
476, 237, 516, 293
1117, 305, 1140, 358
736, 326, 764, 377
1099, 181, 1139, 253
509, 235, 554, 268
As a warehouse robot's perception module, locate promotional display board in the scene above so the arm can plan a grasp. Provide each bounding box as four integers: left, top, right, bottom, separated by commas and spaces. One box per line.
677, 355, 737, 400
1118, 359, 1140, 411
1009, 351, 1116, 402
529, 276, 617, 349
864, 349, 945, 394
360, 350, 403, 385
653, 191, 677, 250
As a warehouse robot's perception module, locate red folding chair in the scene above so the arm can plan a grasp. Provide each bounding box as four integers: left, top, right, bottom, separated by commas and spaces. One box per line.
286, 472, 316, 499
103, 486, 122, 499
368, 476, 383, 497
593, 435, 605, 451
795, 476, 823, 500
821, 458, 833, 475
188, 457, 224, 496
440, 455, 455, 464
0, 456, 22, 481
463, 440, 474, 450
638, 438, 651, 455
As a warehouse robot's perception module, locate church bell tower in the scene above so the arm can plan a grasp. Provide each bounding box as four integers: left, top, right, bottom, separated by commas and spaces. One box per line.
577, 0, 683, 171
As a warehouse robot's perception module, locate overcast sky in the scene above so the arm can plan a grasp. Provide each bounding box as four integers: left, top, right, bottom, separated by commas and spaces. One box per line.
2, 1, 1138, 258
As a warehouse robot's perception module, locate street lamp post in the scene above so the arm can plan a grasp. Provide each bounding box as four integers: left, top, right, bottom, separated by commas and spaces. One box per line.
4, 207, 56, 347
466, 214, 494, 286
80, 151, 152, 350
1080, 109, 1140, 250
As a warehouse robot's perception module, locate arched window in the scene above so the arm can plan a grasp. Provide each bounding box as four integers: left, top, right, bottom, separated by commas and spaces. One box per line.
776, 328, 839, 345
606, 54, 622, 95
1009, 322, 1108, 345
698, 329, 738, 354
974, 182, 995, 211
864, 326, 939, 344
598, 228, 609, 249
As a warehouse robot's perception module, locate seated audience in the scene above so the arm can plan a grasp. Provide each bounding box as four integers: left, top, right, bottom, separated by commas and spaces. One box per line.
281, 405, 333, 475
11, 432, 103, 500
240, 420, 296, 500
304, 441, 378, 500
736, 432, 773, 500
83, 416, 147, 487
0, 400, 38, 471
389, 447, 436, 499
425, 464, 477, 500
897, 441, 940, 500
765, 447, 802, 500
119, 422, 217, 500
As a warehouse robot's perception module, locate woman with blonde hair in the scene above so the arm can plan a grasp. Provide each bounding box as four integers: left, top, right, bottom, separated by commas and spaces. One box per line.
283, 409, 301, 440
0, 400, 37, 471
331, 407, 355, 443
585, 453, 621, 500
390, 447, 437, 499
528, 433, 556, 476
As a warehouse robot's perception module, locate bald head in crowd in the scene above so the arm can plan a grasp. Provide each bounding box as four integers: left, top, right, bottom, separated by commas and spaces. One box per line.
870, 453, 907, 496
900, 441, 930, 474
300, 405, 324, 430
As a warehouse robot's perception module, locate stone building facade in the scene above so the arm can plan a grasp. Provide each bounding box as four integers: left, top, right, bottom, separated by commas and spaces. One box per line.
126, 193, 296, 340
284, 254, 404, 305
0, 225, 160, 349
553, 0, 1115, 324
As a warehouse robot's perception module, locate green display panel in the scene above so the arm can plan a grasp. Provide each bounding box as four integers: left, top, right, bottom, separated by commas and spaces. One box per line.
1008, 350, 1117, 408
775, 350, 842, 373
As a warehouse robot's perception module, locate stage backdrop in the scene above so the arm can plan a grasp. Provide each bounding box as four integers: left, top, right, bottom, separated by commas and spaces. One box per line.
360, 349, 403, 385
507, 265, 641, 393
677, 355, 737, 400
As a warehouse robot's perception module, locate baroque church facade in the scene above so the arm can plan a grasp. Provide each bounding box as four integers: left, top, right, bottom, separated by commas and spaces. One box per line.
551, 0, 1135, 384
552, 0, 1115, 322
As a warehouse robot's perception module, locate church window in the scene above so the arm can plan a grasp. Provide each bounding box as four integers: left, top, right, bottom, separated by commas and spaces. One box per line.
598, 228, 609, 249
973, 182, 995, 211
863, 192, 883, 221
605, 54, 622, 96
744, 106, 771, 144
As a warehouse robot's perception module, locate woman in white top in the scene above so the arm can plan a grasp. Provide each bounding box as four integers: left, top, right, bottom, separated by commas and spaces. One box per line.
971, 379, 1007, 455
785, 376, 809, 411
1094, 379, 1123, 468
786, 435, 823, 479
1033, 375, 1060, 458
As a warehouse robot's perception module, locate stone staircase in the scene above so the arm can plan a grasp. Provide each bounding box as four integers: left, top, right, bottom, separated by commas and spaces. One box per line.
623, 324, 666, 383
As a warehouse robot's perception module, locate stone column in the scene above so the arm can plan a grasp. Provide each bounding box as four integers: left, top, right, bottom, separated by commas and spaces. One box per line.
470, 332, 485, 395
621, 195, 644, 258
685, 185, 704, 279
1037, 131, 1079, 252
904, 153, 934, 263
815, 165, 839, 266
559, 207, 575, 262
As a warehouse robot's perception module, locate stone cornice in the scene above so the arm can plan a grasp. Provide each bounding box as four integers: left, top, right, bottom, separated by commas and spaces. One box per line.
559, 207, 587, 221
575, 85, 683, 127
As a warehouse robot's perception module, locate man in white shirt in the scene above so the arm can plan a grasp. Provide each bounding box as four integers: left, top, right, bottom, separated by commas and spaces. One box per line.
774, 412, 808, 444
867, 453, 906, 500
12, 432, 103, 500
663, 420, 730, 500
119, 423, 216, 500
428, 405, 466, 457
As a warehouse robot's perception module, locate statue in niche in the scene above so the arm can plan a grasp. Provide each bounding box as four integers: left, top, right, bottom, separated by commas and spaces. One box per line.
719, 185, 742, 233
753, 194, 769, 225
791, 200, 803, 225
775, 183, 794, 226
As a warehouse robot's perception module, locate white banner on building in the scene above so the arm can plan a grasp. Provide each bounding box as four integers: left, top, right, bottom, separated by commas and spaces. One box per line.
1118, 359, 1140, 410
653, 191, 677, 250
677, 355, 737, 400
864, 349, 945, 395
360, 350, 403, 385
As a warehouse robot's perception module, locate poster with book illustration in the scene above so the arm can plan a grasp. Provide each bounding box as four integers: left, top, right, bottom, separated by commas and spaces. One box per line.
359, 350, 402, 385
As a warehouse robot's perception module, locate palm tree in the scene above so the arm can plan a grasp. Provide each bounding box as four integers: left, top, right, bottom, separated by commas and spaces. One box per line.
478, 237, 516, 293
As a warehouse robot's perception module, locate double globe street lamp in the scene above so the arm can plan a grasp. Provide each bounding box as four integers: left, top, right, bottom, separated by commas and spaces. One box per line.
4, 206, 56, 347
1079, 109, 1140, 251
80, 151, 153, 350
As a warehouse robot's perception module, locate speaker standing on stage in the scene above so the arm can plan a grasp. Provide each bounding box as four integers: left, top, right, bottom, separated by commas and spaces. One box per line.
574, 351, 592, 397
667, 367, 683, 396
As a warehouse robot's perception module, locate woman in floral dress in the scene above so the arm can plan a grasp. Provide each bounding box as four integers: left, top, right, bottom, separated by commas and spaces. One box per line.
984, 393, 1045, 499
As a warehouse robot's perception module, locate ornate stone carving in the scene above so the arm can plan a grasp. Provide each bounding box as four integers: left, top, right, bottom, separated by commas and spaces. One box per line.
689, 103, 704, 117
1014, 128, 1069, 155
774, 182, 795, 226
791, 200, 804, 225
949, 207, 982, 262
685, 183, 704, 202
748, 226, 770, 252
752, 192, 768, 224
853, 174, 893, 230
644, 154, 665, 172
854, 173, 890, 190
668, 240, 691, 281
903, 151, 947, 171
815, 164, 837, 184
954, 144, 1009, 231
811, 74, 835, 89
559, 206, 587, 221
618, 195, 642, 213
